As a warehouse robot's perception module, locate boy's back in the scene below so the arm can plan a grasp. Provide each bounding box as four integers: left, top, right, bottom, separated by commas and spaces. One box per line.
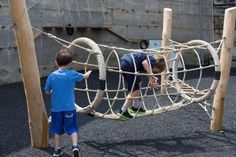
45, 69, 83, 112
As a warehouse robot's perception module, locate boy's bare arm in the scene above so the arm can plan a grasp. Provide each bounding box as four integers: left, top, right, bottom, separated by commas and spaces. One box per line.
142, 60, 158, 89
142, 60, 153, 79
83, 70, 92, 79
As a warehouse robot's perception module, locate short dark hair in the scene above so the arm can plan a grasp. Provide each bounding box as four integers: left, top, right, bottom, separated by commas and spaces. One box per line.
55, 48, 73, 66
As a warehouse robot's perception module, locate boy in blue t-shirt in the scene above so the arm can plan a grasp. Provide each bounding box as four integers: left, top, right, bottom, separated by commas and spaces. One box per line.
118, 52, 166, 120
45, 48, 91, 157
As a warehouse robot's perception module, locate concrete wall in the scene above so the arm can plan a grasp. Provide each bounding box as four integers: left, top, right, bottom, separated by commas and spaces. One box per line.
213, 0, 236, 65
0, 0, 222, 84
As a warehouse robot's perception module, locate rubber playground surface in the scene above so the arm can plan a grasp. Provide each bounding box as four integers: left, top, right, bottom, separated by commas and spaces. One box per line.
0, 68, 236, 157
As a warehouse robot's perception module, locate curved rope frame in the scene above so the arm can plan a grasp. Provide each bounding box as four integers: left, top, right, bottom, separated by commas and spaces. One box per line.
173, 40, 220, 103
67, 37, 106, 113
35, 28, 222, 121
72, 39, 221, 120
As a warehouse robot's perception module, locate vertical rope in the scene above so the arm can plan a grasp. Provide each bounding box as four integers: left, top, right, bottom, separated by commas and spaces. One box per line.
85, 52, 92, 105
104, 49, 121, 115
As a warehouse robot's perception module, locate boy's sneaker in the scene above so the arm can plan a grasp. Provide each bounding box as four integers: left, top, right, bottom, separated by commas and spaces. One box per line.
129, 106, 146, 114
72, 145, 80, 157
118, 110, 133, 120
53, 148, 63, 157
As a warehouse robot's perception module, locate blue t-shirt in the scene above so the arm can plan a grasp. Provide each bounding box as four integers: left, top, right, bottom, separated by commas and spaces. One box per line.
44, 69, 84, 112
120, 52, 156, 72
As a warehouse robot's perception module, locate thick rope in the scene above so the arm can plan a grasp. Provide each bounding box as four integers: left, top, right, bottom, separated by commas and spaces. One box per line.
33, 27, 222, 120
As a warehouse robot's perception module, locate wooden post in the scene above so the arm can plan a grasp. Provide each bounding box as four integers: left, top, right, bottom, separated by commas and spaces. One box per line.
8, 0, 48, 148
211, 7, 236, 131
161, 8, 172, 94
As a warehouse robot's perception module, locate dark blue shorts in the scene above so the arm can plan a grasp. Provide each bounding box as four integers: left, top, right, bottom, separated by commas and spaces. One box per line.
120, 59, 141, 92
50, 110, 79, 135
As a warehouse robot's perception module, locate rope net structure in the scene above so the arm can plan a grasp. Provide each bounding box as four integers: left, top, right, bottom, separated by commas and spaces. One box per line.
35, 28, 223, 121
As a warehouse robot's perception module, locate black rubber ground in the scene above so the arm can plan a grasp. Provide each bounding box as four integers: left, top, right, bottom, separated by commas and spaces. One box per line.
0, 68, 236, 157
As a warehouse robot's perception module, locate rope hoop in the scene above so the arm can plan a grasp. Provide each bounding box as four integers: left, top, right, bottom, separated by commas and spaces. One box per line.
67, 37, 106, 113
172, 40, 220, 103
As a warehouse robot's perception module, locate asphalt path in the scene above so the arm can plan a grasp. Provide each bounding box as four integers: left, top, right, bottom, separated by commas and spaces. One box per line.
0, 68, 236, 157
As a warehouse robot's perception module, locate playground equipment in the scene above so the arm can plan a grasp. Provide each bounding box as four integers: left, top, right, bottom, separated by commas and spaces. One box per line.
8, 0, 236, 148
66, 37, 222, 121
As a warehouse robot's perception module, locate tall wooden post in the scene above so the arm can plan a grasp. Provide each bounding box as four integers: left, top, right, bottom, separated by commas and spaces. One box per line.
8, 0, 48, 148
161, 8, 172, 94
211, 7, 236, 131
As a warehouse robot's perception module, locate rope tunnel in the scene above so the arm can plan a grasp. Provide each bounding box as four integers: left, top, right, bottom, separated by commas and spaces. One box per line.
67, 37, 221, 120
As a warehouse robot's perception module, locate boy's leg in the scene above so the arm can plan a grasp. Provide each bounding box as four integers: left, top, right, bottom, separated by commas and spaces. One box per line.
54, 134, 61, 149
71, 132, 80, 157
120, 61, 140, 108
71, 132, 78, 146
118, 90, 140, 120
64, 110, 80, 156
123, 90, 140, 109
53, 134, 63, 156
118, 73, 141, 120
129, 81, 146, 113
122, 74, 141, 110
51, 112, 64, 156
131, 81, 142, 108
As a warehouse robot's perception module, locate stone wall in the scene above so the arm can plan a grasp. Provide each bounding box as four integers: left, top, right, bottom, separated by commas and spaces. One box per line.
0, 0, 228, 84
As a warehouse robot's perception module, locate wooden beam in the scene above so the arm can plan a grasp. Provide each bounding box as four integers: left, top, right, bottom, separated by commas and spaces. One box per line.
211, 7, 236, 131
161, 8, 172, 94
8, 0, 48, 148
33, 31, 42, 40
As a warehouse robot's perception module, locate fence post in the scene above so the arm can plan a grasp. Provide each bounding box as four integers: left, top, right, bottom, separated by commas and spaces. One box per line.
211, 7, 236, 131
